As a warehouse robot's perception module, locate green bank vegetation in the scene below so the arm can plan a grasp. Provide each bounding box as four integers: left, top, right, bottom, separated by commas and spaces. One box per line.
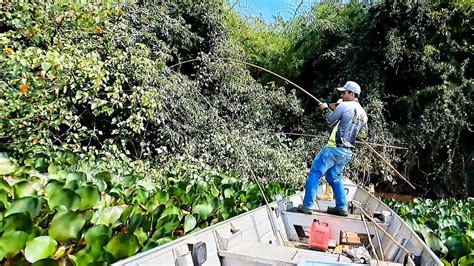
0, 0, 472, 264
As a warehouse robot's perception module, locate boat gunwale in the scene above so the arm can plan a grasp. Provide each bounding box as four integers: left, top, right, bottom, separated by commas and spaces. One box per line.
114, 186, 443, 265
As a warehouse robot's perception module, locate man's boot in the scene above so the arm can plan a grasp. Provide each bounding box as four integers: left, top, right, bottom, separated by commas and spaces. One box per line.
327, 206, 348, 216
297, 204, 313, 214
317, 183, 333, 201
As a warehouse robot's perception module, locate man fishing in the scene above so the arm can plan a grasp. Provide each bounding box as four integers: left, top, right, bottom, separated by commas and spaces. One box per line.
298, 81, 368, 216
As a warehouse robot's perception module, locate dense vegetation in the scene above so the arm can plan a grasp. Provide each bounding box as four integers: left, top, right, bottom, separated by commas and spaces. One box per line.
0, 0, 307, 264
227, 1, 473, 198
387, 198, 473, 265
0, 152, 293, 264
1, 0, 309, 185
0, 0, 472, 264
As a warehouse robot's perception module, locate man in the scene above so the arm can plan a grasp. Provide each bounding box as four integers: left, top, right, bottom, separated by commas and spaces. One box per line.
298, 81, 368, 216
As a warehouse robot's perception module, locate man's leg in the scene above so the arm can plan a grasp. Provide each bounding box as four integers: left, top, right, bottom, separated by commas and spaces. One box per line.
325, 147, 352, 216
326, 167, 347, 210
302, 147, 331, 209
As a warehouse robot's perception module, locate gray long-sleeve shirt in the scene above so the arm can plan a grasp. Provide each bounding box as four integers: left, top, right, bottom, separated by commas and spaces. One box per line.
323, 100, 368, 148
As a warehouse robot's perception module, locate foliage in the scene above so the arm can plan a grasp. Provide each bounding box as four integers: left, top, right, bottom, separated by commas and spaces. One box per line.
0, 0, 309, 186
0, 152, 295, 264
0, 0, 471, 264
225, 1, 473, 197
369, 1, 472, 197
224, 11, 296, 80
386, 198, 474, 265
0, 1, 316, 263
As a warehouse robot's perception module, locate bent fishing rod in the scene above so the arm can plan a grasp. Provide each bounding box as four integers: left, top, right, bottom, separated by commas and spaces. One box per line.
169, 56, 416, 190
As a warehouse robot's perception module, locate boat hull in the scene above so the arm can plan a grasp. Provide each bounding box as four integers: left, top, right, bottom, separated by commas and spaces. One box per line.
114, 181, 442, 266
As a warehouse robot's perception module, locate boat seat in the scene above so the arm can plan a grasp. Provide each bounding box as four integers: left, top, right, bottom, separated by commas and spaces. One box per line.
280, 210, 389, 243
219, 242, 353, 266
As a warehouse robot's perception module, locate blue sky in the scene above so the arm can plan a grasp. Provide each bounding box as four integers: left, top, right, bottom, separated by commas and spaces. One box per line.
230, 0, 316, 24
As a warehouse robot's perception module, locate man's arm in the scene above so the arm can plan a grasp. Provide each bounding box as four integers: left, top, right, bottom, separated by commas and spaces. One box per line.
319, 103, 343, 124
328, 99, 343, 110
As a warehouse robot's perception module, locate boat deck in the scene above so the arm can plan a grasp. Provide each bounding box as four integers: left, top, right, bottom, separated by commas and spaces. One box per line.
114, 182, 442, 266
220, 241, 353, 265
219, 204, 403, 266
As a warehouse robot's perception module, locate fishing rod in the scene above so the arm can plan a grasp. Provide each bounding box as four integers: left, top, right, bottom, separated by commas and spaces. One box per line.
169, 57, 322, 104
169, 56, 416, 190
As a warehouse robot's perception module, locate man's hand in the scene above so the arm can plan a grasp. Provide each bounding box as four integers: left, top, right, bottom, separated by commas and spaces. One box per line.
319, 103, 328, 111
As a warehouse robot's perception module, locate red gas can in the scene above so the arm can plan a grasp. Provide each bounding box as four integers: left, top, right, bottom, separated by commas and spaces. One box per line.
308, 219, 330, 251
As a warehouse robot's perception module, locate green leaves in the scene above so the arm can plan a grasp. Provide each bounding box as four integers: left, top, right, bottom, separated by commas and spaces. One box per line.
44, 180, 64, 197
133, 187, 149, 205
5, 196, 43, 218
184, 215, 197, 233
142, 239, 159, 252
224, 188, 235, 198
0, 156, 17, 175
388, 198, 473, 262
25, 236, 57, 263
0, 230, 29, 258
445, 235, 472, 259
192, 203, 213, 221
48, 188, 81, 210
128, 213, 143, 234
105, 233, 140, 260
458, 254, 474, 266
92, 206, 123, 226
95, 171, 112, 183
153, 206, 182, 239
0, 151, 297, 265
49, 211, 86, 242
85, 225, 112, 254
2, 212, 32, 233
77, 185, 100, 210
13, 181, 37, 198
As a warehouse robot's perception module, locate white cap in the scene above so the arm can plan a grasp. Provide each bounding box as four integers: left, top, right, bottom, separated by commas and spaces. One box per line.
336, 81, 361, 95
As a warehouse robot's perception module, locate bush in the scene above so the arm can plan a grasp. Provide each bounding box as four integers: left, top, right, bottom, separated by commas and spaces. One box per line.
224, 1, 473, 197
0, 0, 309, 185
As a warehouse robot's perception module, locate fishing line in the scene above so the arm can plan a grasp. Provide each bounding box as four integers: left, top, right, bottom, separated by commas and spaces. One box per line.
169, 56, 415, 191
167, 62, 288, 246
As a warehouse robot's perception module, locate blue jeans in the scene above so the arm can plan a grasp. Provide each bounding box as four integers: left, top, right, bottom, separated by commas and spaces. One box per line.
303, 146, 352, 210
